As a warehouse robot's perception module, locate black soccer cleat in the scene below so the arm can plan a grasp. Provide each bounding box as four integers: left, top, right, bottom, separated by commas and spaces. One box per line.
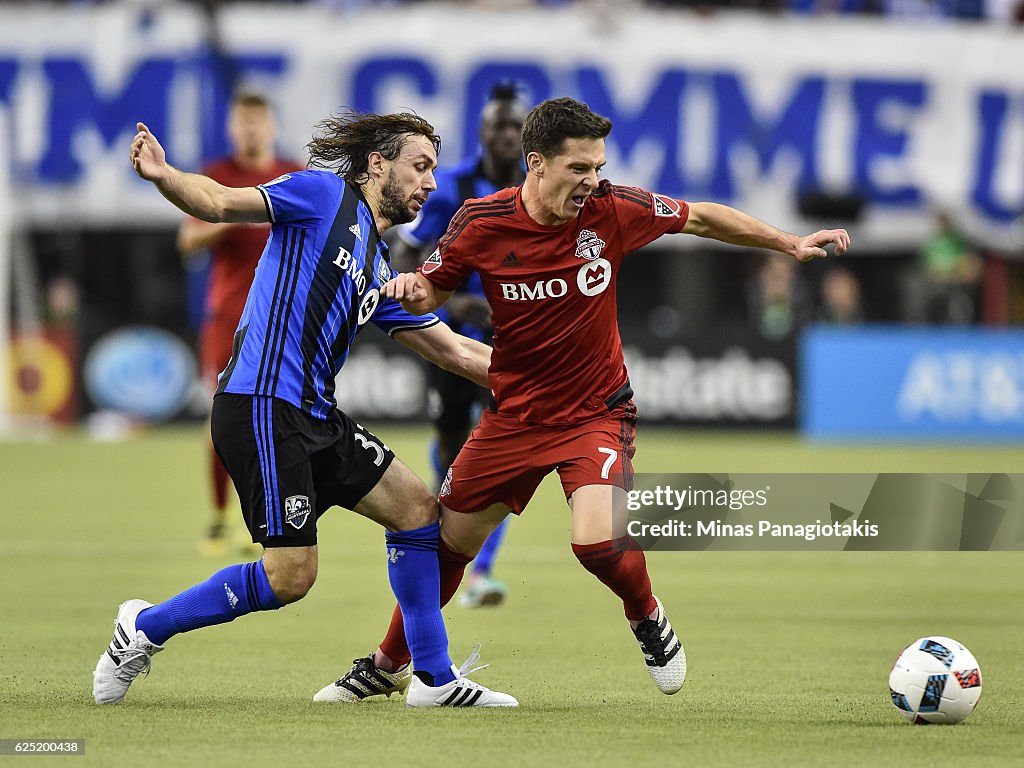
313, 654, 411, 703
632, 595, 686, 694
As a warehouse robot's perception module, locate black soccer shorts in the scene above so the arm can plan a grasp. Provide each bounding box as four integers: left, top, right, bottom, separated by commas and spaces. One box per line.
211, 393, 395, 548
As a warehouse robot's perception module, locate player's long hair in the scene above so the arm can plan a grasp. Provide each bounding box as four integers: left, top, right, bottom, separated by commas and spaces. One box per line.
306, 111, 441, 186
521, 98, 612, 158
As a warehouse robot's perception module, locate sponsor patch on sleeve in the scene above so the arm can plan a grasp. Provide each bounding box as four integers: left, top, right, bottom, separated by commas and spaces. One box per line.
377, 259, 392, 285
652, 194, 681, 217
421, 249, 442, 274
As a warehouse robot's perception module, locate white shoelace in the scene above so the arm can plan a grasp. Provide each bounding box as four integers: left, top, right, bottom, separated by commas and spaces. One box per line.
112, 646, 154, 683
457, 643, 489, 678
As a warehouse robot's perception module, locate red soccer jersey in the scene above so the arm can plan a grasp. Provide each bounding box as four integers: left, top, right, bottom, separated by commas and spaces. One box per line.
201, 157, 304, 323
421, 180, 689, 425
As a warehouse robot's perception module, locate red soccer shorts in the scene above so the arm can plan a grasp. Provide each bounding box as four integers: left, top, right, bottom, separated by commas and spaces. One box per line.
439, 402, 637, 515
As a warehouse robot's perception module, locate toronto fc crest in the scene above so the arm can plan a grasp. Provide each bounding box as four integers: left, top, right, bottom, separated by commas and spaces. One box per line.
575, 229, 605, 261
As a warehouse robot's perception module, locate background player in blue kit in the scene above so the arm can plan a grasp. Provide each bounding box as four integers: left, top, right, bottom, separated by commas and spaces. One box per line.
392, 83, 528, 609
92, 112, 517, 708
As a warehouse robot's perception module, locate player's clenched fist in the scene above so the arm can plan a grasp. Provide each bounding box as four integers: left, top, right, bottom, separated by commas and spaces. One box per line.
383, 272, 427, 302
382, 272, 442, 316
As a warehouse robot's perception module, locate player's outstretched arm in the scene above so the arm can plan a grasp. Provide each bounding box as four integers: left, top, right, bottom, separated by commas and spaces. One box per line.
130, 122, 267, 224
393, 322, 491, 388
682, 201, 850, 262
382, 272, 452, 315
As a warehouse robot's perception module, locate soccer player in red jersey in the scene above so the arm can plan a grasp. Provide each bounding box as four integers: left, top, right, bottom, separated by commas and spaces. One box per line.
319, 97, 850, 700
178, 92, 304, 554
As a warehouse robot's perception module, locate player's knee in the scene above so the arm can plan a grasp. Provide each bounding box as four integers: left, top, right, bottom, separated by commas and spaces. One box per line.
272, 569, 316, 604
439, 531, 481, 562
573, 541, 624, 575
264, 558, 317, 604
396, 488, 440, 531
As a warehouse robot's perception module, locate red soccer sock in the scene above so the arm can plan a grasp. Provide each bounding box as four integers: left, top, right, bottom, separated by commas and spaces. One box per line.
210, 448, 230, 512
377, 540, 472, 668
572, 538, 657, 622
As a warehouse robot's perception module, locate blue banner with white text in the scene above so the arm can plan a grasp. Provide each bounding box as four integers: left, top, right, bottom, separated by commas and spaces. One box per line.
801, 326, 1024, 441
0, 5, 1022, 251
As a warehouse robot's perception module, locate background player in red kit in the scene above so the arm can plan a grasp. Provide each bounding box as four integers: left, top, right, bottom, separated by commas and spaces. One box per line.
178, 91, 304, 554
321, 97, 850, 698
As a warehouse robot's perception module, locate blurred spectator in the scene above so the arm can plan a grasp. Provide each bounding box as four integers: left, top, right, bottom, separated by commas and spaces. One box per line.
817, 266, 864, 324
45, 274, 80, 329
909, 211, 983, 324
746, 252, 814, 339
177, 90, 304, 555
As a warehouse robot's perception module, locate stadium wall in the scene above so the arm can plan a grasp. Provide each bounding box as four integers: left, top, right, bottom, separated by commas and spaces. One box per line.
336, 328, 798, 428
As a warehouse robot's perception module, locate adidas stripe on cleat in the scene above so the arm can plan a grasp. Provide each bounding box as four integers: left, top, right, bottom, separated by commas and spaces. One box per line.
92, 599, 164, 705
405, 645, 517, 708
632, 595, 686, 695
313, 654, 411, 703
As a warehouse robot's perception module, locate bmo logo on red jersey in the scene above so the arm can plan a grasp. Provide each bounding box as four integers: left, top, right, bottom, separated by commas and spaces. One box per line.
499, 278, 568, 301
499, 258, 613, 301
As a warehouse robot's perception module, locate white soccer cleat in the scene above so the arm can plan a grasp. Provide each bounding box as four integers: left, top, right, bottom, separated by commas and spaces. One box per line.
632, 595, 686, 695
92, 599, 164, 705
405, 646, 517, 708
313, 654, 411, 703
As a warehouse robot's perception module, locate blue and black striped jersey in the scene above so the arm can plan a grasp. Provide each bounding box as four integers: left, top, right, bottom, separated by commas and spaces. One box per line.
216, 170, 438, 419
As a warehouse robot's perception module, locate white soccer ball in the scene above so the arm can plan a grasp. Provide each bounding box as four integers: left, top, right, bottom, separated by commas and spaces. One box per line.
889, 636, 982, 724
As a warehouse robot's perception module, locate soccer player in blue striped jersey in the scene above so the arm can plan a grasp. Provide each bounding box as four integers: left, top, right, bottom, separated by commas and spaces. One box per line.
92, 112, 517, 708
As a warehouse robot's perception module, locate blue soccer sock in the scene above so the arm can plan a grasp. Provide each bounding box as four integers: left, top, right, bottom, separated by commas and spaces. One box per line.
135, 560, 283, 646
385, 522, 455, 687
472, 517, 509, 576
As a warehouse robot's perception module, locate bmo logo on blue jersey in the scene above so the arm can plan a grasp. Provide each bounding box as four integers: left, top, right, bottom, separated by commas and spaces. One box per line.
333, 244, 383, 324
333, 246, 369, 294
499, 260, 612, 301
358, 289, 381, 326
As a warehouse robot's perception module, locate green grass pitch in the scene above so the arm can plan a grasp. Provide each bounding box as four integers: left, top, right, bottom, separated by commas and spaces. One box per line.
1, 425, 1022, 767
